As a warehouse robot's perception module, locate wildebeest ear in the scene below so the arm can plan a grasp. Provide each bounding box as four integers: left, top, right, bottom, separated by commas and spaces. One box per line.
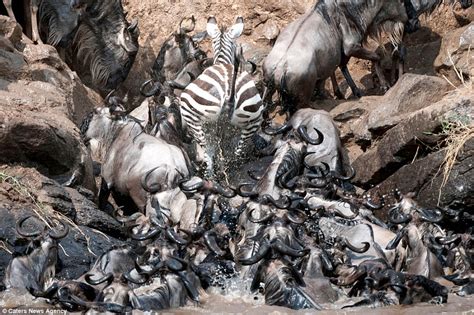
179, 16, 196, 34
206, 16, 220, 38
192, 31, 207, 43
228, 16, 244, 39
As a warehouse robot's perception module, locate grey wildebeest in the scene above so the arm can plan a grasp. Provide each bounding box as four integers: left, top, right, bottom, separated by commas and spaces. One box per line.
71, 0, 139, 93
4, 216, 68, 293
80, 103, 190, 216
150, 16, 207, 84
262, 0, 409, 113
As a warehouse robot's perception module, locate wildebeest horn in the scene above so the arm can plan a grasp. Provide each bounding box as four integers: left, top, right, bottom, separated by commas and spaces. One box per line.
166, 227, 190, 245
284, 210, 307, 224
187, 71, 196, 82
239, 241, 271, 265
248, 208, 275, 223
167, 79, 188, 90
247, 169, 262, 181
388, 207, 412, 224
85, 273, 114, 286
179, 178, 204, 192
211, 182, 236, 198
48, 220, 69, 239
247, 60, 257, 74
386, 228, 407, 250
127, 19, 138, 32
105, 89, 115, 104
341, 238, 370, 253
435, 234, 461, 246
297, 126, 324, 145
235, 182, 258, 198
363, 195, 384, 210
204, 230, 226, 257
16, 216, 44, 238
417, 208, 444, 223
113, 210, 143, 223
262, 121, 292, 135
122, 270, 149, 285
140, 79, 161, 97
331, 165, 356, 181
131, 227, 161, 241
261, 194, 291, 209
272, 239, 309, 257
166, 257, 188, 272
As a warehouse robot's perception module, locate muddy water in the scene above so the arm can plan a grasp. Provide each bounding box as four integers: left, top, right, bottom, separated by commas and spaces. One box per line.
173, 293, 474, 315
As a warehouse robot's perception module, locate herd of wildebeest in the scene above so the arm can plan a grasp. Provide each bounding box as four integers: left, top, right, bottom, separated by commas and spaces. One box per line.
1, 0, 473, 312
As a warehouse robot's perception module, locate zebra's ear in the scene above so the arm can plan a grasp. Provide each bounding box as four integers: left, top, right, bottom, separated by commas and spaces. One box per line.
228, 16, 244, 39
206, 16, 220, 38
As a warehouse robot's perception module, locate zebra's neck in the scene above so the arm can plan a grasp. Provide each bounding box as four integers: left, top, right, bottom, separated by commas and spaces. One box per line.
211, 33, 236, 65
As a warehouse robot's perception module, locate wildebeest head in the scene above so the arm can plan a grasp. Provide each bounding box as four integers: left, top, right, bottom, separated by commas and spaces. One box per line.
80, 106, 126, 147
151, 16, 207, 83
4, 216, 69, 292
73, 0, 139, 93
206, 16, 244, 65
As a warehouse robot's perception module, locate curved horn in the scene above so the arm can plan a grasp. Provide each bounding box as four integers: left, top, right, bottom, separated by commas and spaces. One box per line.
122, 271, 149, 285
239, 241, 271, 265
84, 273, 113, 286
166, 257, 188, 272
248, 208, 275, 224
247, 169, 262, 181
284, 210, 307, 224
113, 210, 143, 224
105, 89, 115, 104
262, 121, 292, 135
386, 228, 407, 250
179, 178, 204, 192
363, 195, 384, 210
297, 126, 324, 145
247, 60, 257, 74
272, 239, 310, 257
342, 239, 370, 253
435, 234, 461, 246
417, 208, 444, 223
388, 207, 412, 224
166, 228, 190, 245
167, 79, 188, 90
131, 227, 161, 241
16, 216, 44, 238
235, 182, 258, 198
331, 165, 356, 181
211, 182, 236, 198
140, 79, 161, 97
48, 220, 69, 240
261, 195, 291, 209
204, 231, 226, 257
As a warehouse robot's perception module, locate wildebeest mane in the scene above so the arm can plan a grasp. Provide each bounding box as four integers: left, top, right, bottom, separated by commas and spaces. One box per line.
73, 0, 137, 90
38, 0, 81, 47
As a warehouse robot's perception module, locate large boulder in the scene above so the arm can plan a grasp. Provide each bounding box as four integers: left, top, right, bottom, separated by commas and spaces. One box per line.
352, 86, 473, 188
435, 22, 474, 80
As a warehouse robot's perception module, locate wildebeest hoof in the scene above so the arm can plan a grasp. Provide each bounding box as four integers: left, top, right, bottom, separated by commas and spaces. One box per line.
429, 296, 444, 304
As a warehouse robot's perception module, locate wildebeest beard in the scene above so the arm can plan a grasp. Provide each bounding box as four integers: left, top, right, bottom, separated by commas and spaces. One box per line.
73, 0, 138, 92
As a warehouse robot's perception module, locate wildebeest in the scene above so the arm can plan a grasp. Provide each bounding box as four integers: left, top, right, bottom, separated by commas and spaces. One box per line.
263, 0, 409, 112
71, 0, 139, 93
4, 216, 68, 293
80, 103, 190, 214
151, 16, 207, 84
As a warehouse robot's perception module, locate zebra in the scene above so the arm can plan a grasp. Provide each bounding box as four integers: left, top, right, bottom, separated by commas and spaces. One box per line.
179, 16, 264, 177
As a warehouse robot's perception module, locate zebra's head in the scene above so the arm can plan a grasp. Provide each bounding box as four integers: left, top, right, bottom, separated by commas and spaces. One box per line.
206, 16, 244, 65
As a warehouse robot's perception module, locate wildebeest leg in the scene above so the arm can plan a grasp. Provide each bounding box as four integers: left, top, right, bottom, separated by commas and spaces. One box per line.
98, 177, 111, 212
346, 45, 390, 92
390, 44, 407, 85
330, 74, 345, 99
30, 0, 43, 44
340, 65, 362, 98
3, 0, 16, 21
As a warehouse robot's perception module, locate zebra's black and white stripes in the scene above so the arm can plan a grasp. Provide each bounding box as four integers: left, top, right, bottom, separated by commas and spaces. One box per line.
179, 16, 264, 176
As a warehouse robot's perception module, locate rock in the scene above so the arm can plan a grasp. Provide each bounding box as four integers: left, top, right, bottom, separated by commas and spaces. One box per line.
435, 22, 474, 79
352, 87, 473, 188
0, 165, 122, 236
0, 205, 124, 281
0, 16, 23, 47
367, 74, 452, 134
370, 138, 473, 211
260, 19, 279, 40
